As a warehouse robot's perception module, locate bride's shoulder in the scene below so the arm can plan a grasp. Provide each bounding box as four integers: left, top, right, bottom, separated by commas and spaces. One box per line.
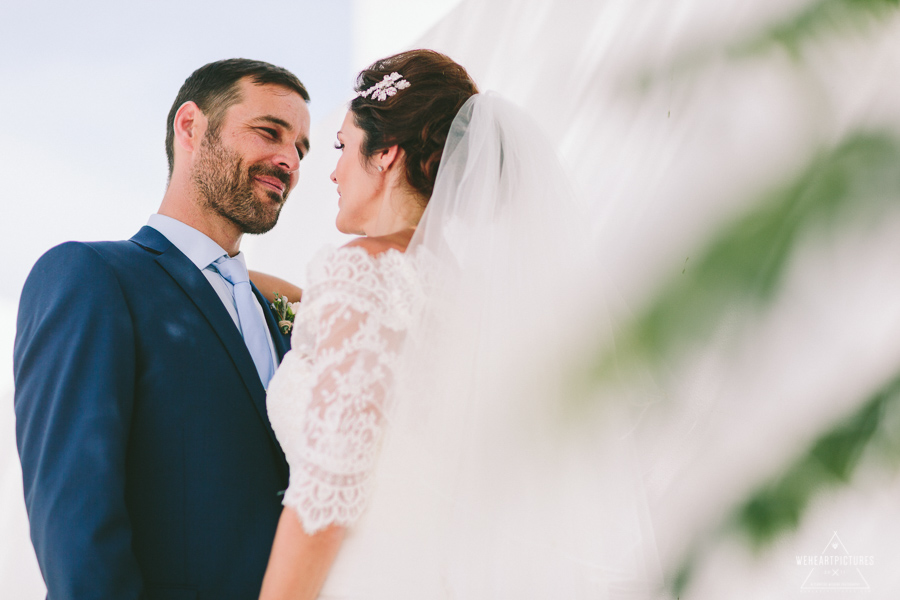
311, 232, 414, 278
308, 236, 403, 271
303, 239, 424, 323
306, 236, 412, 289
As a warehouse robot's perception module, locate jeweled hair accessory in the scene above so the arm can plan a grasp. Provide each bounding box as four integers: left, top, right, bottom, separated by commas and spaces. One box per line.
357, 72, 410, 101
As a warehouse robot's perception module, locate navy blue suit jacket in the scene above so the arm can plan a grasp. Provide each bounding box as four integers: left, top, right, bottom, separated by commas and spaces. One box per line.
14, 226, 291, 600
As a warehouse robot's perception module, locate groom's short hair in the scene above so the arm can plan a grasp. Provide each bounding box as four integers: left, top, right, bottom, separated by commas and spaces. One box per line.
165, 58, 310, 178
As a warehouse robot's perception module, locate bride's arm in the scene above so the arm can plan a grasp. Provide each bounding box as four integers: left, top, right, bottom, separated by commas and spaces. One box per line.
259, 508, 345, 600
260, 242, 397, 599
249, 270, 303, 304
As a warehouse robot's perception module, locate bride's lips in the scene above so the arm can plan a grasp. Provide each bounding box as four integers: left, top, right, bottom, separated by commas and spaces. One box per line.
253, 175, 286, 196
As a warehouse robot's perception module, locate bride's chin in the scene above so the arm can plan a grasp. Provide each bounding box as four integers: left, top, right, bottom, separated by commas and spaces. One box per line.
335, 216, 361, 236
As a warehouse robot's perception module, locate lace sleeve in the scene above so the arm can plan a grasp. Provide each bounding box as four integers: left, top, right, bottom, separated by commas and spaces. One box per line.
267, 247, 410, 535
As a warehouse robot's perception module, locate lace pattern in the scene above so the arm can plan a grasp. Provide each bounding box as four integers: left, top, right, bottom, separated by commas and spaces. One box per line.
266, 246, 424, 534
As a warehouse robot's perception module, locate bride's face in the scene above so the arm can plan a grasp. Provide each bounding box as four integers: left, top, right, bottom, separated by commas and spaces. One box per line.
331, 111, 382, 235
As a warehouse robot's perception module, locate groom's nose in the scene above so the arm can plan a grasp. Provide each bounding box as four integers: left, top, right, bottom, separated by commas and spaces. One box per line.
270, 150, 301, 193
273, 145, 300, 175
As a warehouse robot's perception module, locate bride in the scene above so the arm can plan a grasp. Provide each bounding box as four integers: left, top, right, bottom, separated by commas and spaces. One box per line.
258, 49, 659, 599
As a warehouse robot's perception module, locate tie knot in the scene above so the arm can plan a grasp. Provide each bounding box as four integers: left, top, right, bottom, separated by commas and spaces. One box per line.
214, 256, 249, 286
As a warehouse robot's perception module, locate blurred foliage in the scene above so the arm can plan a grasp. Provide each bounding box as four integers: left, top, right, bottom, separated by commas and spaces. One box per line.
615, 1, 900, 597
592, 131, 900, 600
589, 132, 900, 384
733, 0, 900, 59
637, 0, 898, 89
732, 378, 895, 548
672, 371, 900, 596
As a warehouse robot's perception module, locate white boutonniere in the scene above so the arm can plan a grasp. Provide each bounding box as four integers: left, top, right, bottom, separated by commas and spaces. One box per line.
271, 293, 301, 335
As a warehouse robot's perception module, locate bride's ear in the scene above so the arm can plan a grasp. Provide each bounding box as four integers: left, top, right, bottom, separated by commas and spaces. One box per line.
377, 145, 402, 172
173, 101, 205, 154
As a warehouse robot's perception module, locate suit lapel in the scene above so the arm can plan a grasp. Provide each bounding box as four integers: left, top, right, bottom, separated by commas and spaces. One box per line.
130, 227, 282, 452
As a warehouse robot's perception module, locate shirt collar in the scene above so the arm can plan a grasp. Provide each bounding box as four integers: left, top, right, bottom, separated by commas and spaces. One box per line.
147, 214, 245, 270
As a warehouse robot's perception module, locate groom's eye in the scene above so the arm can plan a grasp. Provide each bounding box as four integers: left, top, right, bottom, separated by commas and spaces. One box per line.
259, 127, 278, 139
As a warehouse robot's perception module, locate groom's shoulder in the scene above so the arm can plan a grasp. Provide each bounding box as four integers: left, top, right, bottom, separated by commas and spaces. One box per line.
36, 238, 141, 267
27, 234, 157, 287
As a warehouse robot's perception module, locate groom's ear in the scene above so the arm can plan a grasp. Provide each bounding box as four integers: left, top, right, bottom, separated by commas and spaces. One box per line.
172, 101, 206, 156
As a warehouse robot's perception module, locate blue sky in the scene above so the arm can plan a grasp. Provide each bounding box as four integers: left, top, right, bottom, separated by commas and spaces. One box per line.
0, 0, 355, 303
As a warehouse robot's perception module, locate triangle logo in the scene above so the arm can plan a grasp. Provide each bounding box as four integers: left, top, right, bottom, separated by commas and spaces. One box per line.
798, 532, 871, 591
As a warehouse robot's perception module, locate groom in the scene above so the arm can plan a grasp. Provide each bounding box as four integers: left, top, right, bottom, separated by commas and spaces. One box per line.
13, 59, 310, 599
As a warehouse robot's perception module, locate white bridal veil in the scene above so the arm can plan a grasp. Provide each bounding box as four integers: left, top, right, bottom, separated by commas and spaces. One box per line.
353, 93, 663, 598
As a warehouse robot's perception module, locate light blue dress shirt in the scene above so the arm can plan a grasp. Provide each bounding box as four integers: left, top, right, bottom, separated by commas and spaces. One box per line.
147, 214, 277, 365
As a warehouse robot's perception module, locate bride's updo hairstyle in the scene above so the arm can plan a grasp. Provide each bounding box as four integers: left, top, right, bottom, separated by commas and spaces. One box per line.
350, 49, 479, 202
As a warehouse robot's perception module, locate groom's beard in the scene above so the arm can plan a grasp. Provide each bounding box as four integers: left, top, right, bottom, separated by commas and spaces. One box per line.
192, 131, 291, 235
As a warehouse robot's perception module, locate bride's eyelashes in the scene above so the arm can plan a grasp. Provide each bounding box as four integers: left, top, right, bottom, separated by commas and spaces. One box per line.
334, 141, 345, 150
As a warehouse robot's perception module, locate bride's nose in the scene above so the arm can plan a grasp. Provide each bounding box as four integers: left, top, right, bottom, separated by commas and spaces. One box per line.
330, 170, 337, 184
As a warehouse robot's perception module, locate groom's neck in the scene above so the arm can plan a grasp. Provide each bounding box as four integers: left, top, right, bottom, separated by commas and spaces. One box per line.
158, 183, 243, 257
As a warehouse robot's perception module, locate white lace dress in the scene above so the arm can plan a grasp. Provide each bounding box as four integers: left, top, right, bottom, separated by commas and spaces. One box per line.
266, 245, 433, 599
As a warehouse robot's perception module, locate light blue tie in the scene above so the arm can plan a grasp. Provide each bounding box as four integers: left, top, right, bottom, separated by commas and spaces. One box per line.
213, 256, 275, 388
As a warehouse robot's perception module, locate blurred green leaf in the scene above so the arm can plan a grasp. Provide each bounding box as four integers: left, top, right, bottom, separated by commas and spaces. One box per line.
636, 0, 898, 90
733, 0, 900, 59
672, 371, 900, 596
590, 132, 900, 383
733, 383, 891, 549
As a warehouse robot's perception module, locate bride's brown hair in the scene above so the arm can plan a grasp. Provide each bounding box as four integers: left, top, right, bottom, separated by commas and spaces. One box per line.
350, 49, 479, 202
